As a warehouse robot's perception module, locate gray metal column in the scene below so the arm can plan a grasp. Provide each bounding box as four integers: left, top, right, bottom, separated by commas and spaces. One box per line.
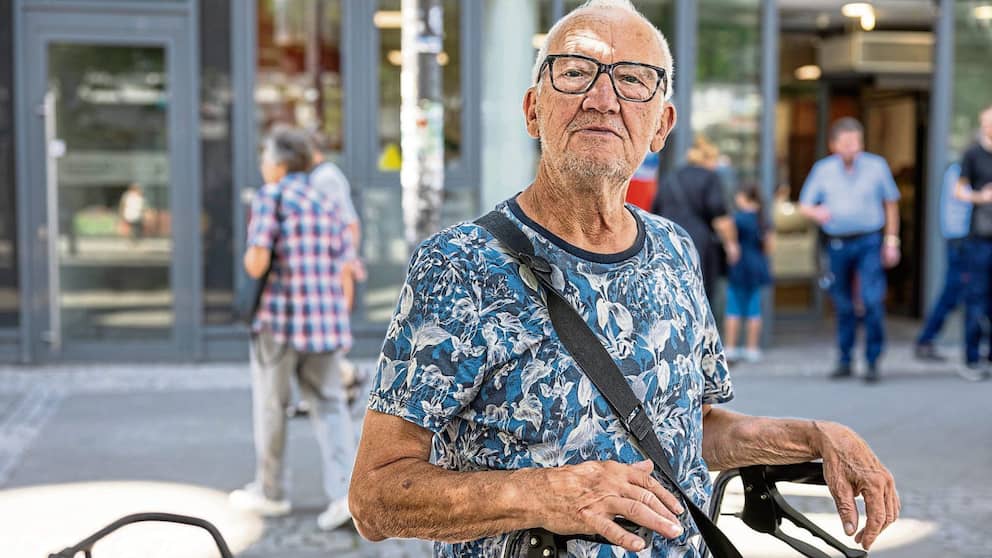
671, 0, 697, 165
550, 0, 564, 23
230, 0, 257, 305
760, 0, 778, 207
923, 0, 955, 311
760, 0, 779, 339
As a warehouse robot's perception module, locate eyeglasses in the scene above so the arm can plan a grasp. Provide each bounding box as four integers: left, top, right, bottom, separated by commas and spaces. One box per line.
537, 54, 668, 103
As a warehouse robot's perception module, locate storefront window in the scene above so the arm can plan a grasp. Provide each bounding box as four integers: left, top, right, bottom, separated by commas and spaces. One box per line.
202, 0, 235, 325
695, 0, 762, 191
256, 0, 344, 159
951, 2, 992, 158
0, 0, 16, 329
376, 0, 461, 172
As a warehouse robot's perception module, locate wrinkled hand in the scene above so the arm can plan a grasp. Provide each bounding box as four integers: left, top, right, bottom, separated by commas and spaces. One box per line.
817, 422, 900, 550
537, 460, 685, 553
882, 245, 900, 268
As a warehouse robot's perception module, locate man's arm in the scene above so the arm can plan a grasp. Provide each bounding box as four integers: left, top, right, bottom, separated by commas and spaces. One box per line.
955, 176, 992, 204
350, 410, 685, 552
701, 405, 899, 550
243, 246, 270, 279
882, 201, 900, 268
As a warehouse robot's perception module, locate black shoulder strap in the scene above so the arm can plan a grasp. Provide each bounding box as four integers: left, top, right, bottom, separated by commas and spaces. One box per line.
475, 210, 742, 558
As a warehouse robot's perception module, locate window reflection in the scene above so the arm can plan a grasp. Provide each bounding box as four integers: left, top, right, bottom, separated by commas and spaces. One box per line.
951, 1, 992, 158
256, 0, 344, 158
376, 0, 461, 172
695, 0, 762, 191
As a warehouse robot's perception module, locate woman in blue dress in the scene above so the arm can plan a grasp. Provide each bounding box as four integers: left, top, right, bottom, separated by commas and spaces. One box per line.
725, 183, 774, 363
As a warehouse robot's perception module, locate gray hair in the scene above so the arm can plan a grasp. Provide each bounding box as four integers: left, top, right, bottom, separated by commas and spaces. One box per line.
829, 117, 864, 142
531, 0, 674, 101
263, 125, 313, 173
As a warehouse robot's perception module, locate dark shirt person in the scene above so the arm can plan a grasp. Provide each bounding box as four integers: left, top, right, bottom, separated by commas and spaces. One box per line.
953, 105, 992, 381
652, 135, 740, 303
799, 118, 901, 383
349, 2, 899, 556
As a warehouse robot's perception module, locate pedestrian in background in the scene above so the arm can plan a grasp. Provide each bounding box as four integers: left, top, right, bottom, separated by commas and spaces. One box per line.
724, 183, 774, 364
913, 162, 971, 362
799, 117, 901, 383
953, 105, 992, 381
652, 134, 740, 303
229, 126, 358, 531
308, 129, 366, 311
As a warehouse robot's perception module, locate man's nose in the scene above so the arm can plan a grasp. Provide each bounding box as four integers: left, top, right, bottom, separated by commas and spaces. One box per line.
581, 72, 620, 113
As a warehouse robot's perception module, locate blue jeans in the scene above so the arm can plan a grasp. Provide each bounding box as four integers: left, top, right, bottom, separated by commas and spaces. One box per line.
963, 238, 992, 363
917, 239, 967, 345
827, 232, 886, 366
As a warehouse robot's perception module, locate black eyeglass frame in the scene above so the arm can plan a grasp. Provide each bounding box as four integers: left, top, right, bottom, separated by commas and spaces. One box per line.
537, 53, 669, 103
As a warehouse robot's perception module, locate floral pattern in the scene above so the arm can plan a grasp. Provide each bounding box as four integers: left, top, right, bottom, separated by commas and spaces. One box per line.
369, 199, 734, 557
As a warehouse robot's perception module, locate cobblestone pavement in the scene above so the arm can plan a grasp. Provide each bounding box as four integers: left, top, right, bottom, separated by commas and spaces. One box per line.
1, 318, 990, 557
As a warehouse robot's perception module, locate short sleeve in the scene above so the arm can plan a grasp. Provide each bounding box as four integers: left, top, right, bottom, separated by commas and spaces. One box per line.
798, 163, 823, 206
247, 185, 278, 249
878, 160, 901, 202
368, 230, 490, 433
960, 148, 977, 188
702, 172, 729, 221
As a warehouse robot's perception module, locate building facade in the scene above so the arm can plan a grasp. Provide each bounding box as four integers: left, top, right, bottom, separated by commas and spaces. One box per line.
1, 0, 990, 363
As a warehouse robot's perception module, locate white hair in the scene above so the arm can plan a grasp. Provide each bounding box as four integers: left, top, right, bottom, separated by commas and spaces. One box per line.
531, 0, 674, 101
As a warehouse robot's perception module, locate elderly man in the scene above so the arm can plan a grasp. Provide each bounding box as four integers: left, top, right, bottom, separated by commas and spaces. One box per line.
954, 105, 992, 381
799, 118, 901, 384
350, 1, 898, 556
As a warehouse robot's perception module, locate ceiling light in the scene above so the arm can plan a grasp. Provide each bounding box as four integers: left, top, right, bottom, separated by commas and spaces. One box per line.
373, 10, 403, 29
794, 65, 822, 81
860, 12, 876, 31
532, 33, 547, 49
976, 5, 992, 20
387, 49, 403, 66
841, 2, 873, 18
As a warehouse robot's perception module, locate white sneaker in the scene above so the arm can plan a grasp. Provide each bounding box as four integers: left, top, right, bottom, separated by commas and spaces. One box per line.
229, 484, 291, 516
724, 347, 742, 362
317, 497, 352, 531
744, 348, 762, 363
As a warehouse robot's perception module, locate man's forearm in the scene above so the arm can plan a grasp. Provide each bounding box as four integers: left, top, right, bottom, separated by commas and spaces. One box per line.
702, 407, 826, 470
883, 202, 899, 238
712, 216, 738, 246
351, 457, 542, 543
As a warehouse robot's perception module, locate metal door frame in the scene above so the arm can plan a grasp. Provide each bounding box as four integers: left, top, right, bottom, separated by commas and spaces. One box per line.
15, 4, 200, 362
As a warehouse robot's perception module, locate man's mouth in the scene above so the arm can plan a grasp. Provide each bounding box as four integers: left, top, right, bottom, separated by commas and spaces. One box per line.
575, 126, 621, 137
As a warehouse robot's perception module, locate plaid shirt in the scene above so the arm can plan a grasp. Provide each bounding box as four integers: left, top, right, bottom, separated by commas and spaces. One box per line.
247, 172, 354, 353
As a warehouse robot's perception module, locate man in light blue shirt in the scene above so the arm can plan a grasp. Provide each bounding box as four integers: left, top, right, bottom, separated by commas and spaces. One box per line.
800, 118, 901, 383
914, 163, 971, 361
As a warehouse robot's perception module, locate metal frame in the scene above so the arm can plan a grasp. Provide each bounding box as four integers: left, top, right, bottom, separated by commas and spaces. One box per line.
670, 0, 697, 165
15, 0, 199, 362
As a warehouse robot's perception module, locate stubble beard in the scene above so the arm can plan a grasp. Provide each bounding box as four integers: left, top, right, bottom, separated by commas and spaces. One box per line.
539, 135, 631, 185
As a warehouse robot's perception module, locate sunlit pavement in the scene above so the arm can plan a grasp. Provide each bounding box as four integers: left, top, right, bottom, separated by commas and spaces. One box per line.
1, 319, 989, 557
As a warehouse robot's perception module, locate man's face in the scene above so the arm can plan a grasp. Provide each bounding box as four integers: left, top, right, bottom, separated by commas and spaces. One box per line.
523, 9, 676, 184
829, 130, 863, 164
980, 110, 992, 143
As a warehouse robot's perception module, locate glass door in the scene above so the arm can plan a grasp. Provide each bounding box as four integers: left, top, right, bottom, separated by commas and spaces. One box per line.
46, 44, 174, 344
23, 10, 198, 361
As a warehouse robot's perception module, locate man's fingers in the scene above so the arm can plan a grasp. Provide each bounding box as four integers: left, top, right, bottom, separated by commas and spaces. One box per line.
579, 509, 648, 553
613, 496, 683, 538
618, 485, 679, 524
829, 481, 859, 536
856, 487, 887, 549
628, 465, 685, 517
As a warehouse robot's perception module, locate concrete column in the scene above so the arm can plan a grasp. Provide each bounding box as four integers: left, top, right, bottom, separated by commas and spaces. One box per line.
480, 0, 538, 211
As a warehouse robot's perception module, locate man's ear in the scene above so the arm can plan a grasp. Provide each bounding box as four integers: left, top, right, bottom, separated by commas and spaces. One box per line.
649, 103, 677, 153
523, 87, 541, 139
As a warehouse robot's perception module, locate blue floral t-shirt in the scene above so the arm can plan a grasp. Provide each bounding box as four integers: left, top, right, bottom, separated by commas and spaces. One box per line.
369, 198, 735, 557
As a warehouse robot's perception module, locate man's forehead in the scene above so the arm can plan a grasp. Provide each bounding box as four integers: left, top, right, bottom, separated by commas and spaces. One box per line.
549, 10, 663, 65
